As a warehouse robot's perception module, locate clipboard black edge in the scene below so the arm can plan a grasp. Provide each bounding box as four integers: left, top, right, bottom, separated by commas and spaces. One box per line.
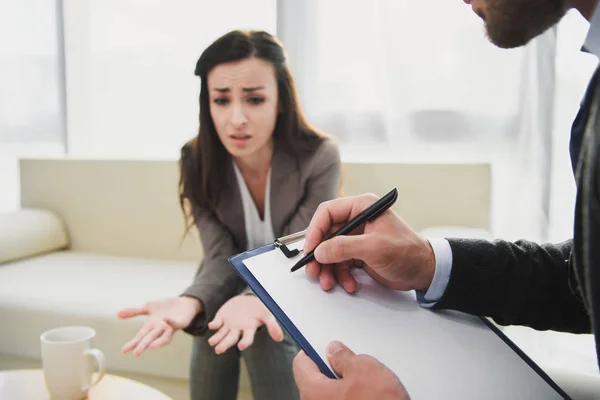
229, 244, 571, 397
228, 244, 337, 379
479, 317, 571, 399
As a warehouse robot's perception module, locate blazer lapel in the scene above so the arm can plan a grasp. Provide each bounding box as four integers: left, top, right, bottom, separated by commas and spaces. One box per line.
216, 159, 247, 250
270, 141, 300, 237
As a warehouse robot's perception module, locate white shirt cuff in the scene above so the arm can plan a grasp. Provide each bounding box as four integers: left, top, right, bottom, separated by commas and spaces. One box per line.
418, 238, 453, 307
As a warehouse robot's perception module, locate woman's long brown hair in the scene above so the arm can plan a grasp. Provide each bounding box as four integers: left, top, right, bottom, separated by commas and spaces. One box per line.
179, 30, 329, 234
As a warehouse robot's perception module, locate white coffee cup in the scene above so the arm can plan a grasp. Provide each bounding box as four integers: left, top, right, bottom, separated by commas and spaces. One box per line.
40, 326, 106, 400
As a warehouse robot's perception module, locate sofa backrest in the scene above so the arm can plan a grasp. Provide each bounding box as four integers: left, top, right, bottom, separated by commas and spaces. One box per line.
19, 158, 490, 261
339, 163, 490, 234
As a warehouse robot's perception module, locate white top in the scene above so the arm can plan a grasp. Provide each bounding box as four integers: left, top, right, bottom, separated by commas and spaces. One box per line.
233, 162, 275, 250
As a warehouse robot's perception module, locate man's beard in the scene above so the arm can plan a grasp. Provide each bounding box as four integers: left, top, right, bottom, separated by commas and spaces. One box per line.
482, 0, 568, 48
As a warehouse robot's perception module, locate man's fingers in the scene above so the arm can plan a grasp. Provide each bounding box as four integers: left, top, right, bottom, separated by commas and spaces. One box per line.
326, 341, 356, 378
292, 350, 326, 387
293, 350, 341, 398
335, 262, 357, 293
304, 195, 377, 254
314, 234, 372, 265
305, 260, 321, 278
305, 223, 345, 279
319, 264, 336, 291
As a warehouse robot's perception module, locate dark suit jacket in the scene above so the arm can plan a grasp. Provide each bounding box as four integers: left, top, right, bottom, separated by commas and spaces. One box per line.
181, 138, 341, 335
434, 66, 600, 368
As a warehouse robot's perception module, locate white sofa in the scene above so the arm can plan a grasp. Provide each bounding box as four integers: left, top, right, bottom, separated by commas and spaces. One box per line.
6, 158, 597, 399
0, 158, 492, 399
0, 209, 198, 399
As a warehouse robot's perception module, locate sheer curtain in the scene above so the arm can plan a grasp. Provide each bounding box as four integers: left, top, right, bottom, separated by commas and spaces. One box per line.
278, 0, 594, 242
62, 0, 276, 159
0, 0, 65, 211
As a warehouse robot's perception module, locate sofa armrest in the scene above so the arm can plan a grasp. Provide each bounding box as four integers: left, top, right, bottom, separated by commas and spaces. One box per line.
0, 208, 69, 264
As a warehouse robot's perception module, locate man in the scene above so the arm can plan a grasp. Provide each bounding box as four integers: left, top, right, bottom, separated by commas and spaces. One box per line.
291, 0, 600, 398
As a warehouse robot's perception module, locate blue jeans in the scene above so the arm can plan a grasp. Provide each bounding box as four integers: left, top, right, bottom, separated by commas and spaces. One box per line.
189, 327, 300, 400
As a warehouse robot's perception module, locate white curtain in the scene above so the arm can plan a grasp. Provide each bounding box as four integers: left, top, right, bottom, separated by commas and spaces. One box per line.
62, 0, 276, 159
494, 29, 556, 241
278, 0, 595, 242
0, 0, 65, 212
0, 0, 65, 143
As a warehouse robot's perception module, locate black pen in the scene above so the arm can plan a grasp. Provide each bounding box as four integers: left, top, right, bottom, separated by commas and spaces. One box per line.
290, 188, 398, 272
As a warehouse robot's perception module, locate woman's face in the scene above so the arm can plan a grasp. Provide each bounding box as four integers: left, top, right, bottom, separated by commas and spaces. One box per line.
207, 57, 279, 160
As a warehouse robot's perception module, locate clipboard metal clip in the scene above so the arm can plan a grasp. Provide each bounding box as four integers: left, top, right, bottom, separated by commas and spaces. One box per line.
275, 229, 306, 258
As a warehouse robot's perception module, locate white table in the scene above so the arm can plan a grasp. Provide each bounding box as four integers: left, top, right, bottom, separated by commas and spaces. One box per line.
0, 369, 172, 399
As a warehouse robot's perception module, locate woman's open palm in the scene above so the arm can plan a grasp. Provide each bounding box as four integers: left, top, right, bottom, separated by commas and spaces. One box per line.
118, 296, 199, 356
208, 295, 283, 354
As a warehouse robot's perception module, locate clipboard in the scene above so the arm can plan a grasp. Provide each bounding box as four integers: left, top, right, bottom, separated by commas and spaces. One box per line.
229, 231, 334, 377
228, 231, 570, 400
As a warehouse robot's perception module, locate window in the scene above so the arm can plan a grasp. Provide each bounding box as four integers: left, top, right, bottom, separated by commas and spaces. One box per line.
0, 0, 65, 212
63, 0, 277, 159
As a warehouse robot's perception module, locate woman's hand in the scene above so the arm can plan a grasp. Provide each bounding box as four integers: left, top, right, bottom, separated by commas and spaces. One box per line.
118, 296, 201, 356
208, 294, 283, 354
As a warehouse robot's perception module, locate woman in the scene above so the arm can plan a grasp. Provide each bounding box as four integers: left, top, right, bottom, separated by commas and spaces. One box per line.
117, 30, 341, 400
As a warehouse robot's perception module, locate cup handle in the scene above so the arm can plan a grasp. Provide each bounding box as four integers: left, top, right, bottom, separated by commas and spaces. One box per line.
84, 348, 106, 388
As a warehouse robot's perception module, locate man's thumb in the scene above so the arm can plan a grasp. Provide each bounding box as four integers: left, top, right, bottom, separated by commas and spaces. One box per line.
315, 235, 366, 264
326, 341, 355, 377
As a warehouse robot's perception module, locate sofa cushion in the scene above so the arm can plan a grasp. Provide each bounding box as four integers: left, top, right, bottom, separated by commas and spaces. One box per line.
0, 250, 199, 380
0, 208, 69, 264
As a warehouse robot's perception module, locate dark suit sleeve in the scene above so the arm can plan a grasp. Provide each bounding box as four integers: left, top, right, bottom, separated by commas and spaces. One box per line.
578, 95, 600, 358
281, 139, 342, 235
432, 239, 591, 333
180, 205, 245, 335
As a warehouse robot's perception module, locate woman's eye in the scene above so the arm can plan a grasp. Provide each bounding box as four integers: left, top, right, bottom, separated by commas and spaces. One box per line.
213, 98, 229, 105
248, 97, 265, 105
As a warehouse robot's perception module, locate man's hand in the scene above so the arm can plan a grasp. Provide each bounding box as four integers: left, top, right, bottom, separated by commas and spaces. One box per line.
303, 193, 435, 293
293, 341, 410, 400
